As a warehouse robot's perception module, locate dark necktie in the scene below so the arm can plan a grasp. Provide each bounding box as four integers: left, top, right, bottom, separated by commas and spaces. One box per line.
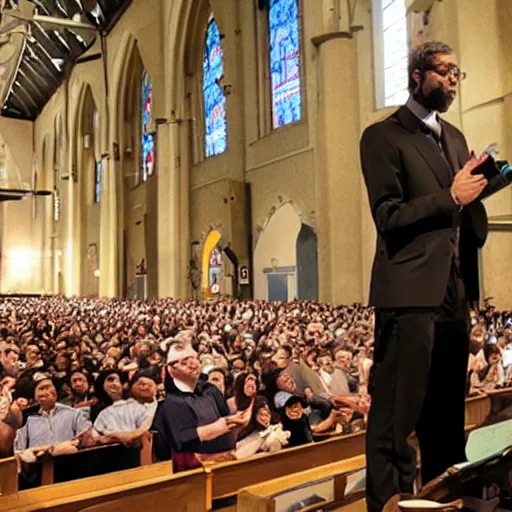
424, 122, 461, 271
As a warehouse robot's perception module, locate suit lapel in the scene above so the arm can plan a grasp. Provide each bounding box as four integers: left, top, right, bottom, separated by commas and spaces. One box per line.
440, 121, 460, 176
395, 106, 453, 188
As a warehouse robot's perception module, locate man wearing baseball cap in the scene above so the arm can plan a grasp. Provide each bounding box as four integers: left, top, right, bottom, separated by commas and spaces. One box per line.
274, 391, 313, 448
153, 341, 244, 471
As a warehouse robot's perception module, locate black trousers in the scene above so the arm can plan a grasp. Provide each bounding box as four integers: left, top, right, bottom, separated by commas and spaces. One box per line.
365, 265, 470, 512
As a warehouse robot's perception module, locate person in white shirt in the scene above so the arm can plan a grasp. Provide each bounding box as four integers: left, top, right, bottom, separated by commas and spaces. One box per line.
130, 371, 158, 422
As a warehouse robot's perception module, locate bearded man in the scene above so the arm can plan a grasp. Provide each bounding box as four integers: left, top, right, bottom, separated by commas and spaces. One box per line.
360, 41, 512, 512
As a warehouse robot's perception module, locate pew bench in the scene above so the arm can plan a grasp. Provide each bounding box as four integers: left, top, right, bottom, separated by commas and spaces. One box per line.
0, 460, 174, 512
464, 393, 491, 426
236, 454, 366, 512
36, 432, 155, 487
203, 430, 366, 507
0, 456, 17, 496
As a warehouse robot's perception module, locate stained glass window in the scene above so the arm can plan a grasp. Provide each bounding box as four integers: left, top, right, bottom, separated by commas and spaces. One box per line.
141, 70, 155, 181
203, 15, 227, 158
382, 0, 409, 106
93, 109, 101, 203
94, 160, 102, 204
268, 0, 302, 129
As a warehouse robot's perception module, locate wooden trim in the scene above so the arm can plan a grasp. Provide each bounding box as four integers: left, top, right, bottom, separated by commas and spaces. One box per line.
0, 462, 173, 511
0, 457, 18, 496
206, 432, 365, 499
239, 455, 365, 499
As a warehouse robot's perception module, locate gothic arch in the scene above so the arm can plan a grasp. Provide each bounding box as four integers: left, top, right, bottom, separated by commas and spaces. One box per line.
112, 37, 157, 298
39, 134, 52, 293
254, 201, 318, 301
159, 0, 231, 298
73, 84, 101, 295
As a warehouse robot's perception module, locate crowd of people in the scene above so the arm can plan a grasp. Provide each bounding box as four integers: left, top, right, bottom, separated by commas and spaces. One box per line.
0, 296, 510, 486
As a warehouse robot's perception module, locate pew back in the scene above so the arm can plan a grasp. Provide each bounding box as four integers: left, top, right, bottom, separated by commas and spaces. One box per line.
0, 456, 17, 496
237, 454, 365, 512
465, 394, 491, 426
205, 431, 366, 501
0, 461, 173, 512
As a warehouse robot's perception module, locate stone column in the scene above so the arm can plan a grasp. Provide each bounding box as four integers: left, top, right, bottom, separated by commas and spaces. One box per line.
157, 121, 181, 298
314, 33, 363, 305
178, 119, 191, 298
98, 154, 117, 297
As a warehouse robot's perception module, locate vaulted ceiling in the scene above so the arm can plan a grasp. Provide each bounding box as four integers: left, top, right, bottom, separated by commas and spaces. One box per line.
0, 0, 131, 121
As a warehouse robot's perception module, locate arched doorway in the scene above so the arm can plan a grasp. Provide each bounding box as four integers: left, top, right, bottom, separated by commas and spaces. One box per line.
254, 203, 318, 301
296, 223, 319, 300
75, 86, 101, 296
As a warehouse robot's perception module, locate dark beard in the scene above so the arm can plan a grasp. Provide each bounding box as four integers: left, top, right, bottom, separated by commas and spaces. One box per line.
414, 82, 454, 113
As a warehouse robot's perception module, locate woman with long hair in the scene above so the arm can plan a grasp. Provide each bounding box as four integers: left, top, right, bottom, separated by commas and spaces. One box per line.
90, 369, 124, 422
227, 371, 258, 414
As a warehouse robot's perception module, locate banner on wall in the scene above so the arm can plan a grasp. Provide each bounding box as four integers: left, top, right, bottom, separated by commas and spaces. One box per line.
239, 261, 250, 285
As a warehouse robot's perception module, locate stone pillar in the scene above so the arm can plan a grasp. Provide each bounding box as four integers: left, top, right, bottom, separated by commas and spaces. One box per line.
98, 155, 117, 297
178, 119, 191, 298
157, 121, 182, 298
314, 34, 363, 305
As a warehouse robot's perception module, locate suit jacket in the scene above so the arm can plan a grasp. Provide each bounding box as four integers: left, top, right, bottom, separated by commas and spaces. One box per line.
360, 105, 495, 309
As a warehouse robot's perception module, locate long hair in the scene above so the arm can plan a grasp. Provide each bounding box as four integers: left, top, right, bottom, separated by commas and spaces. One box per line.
93, 369, 122, 406
238, 395, 271, 440
233, 372, 258, 412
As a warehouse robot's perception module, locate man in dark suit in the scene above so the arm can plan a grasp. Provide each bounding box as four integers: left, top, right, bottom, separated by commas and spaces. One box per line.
360, 41, 504, 512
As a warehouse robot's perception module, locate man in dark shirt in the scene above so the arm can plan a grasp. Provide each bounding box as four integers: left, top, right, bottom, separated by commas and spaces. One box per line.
153, 341, 244, 471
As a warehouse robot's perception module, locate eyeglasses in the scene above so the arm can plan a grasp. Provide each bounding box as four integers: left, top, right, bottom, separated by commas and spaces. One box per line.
430, 65, 467, 82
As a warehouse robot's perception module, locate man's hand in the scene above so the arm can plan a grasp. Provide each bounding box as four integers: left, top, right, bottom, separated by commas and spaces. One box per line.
225, 411, 249, 427
451, 155, 488, 206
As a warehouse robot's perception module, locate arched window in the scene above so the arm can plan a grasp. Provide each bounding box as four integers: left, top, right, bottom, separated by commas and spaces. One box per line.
141, 70, 155, 181
53, 115, 62, 221
203, 14, 227, 158
373, 0, 409, 108
93, 108, 102, 203
268, 0, 302, 129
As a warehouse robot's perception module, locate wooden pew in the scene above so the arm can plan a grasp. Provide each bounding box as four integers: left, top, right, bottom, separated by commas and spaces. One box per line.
203, 431, 366, 504
24, 469, 207, 512
0, 456, 17, 496
237, 454, 366, 512
464, 393, 491, 426
38, 434, 154, 486
0, 461, 173, 512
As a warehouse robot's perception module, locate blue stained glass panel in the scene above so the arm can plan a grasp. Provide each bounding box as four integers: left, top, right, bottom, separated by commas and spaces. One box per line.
269, 0, 302, 129
203, 16, 227, 158
94, 160, 102, 203
141, 70, 155, 181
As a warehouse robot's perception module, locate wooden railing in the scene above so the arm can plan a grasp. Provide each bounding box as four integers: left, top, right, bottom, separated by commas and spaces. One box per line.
237, 454, 366, 512
36, 432, 154, 487
0, 462, 177, 512
203, 431, 366, 503
0, 456, 17, 496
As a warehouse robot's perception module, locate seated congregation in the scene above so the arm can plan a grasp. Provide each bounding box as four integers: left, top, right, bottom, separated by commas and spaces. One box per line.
0, 296, 510, 489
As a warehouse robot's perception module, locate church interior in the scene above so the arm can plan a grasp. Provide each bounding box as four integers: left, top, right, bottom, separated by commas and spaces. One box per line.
0, 0, 511, 511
